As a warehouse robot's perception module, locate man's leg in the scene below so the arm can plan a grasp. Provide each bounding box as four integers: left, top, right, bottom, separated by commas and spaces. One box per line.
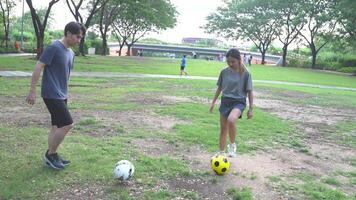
48, 124, 74, 154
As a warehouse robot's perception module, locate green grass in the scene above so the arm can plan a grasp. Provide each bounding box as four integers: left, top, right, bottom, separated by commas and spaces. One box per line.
227, 187, 254, 200
157, 102, 297, 153
0, 55, 355, 88
269, 172, 355, 200
1, 68, 355, 199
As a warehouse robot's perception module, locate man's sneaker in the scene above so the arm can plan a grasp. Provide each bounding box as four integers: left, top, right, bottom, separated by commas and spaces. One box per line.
58, 154, 71, 166
44, 151, 64, 170
227, 143, 237, 157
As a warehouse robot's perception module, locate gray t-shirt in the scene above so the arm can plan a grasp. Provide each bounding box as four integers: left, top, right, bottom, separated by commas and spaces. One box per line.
217, 67, 253, 101
40, 40, 74, 99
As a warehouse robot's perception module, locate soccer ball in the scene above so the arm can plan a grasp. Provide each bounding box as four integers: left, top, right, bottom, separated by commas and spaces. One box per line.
211, 155, 230, 175
114, 160, 134, 181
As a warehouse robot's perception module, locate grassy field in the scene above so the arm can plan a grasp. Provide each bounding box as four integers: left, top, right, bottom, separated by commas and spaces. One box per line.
1, 56, 355, 199
0, 55, 355, 88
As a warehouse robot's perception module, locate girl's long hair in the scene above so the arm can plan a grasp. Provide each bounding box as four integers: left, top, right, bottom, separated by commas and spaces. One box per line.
226, 48, 246, 74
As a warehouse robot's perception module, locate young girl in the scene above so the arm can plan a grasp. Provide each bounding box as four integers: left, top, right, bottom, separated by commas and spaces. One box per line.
209, 48, 254, 157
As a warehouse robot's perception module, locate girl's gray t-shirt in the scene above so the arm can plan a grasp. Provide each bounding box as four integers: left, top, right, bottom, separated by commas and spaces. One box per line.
40, 40, 74, 99
217, 67, 253, 101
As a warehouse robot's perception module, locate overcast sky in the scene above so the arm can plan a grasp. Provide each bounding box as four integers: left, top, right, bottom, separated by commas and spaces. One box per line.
14, 0, 260, 47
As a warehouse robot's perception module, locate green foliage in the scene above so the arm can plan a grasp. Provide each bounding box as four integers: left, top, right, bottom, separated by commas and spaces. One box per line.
205, 0, 280, 63
0, 46, 18, 53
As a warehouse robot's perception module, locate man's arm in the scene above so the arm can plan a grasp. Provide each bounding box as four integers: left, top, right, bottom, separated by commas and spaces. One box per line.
26, 61, 45, 105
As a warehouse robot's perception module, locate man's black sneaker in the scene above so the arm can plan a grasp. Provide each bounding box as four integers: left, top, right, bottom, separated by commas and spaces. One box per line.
44, 151, 64, 170
58, 154, 71, 166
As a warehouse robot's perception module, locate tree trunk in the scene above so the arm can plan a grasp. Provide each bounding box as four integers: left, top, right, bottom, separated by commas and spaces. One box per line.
127, 44, 132, 56
310, 43, 317, 69
282, 45, 288, 66
101, 35, 107, 55
36, 35, 44, 59
4, 28, 8, 47
79, 37, 85, 56
118, 43, 125, 56
261, 51, 266, 65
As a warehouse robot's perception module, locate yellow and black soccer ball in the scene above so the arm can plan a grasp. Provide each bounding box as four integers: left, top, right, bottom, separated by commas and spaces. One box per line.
211, 155, 230, 175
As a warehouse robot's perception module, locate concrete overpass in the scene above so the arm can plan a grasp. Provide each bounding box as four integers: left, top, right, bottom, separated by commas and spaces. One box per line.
108, 43, 282, 64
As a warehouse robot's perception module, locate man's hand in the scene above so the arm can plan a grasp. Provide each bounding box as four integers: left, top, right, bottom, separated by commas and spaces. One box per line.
209, 104, 215, 113
26, 90, 36, 105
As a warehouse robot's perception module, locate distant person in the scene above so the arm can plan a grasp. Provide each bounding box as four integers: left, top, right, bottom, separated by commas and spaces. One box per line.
192, 51, 197, 59
26, 22, 86, 170
209, 48, 254, 157
180, 55, 188, 76
243, 53, 248, 64
14, 41, 20, 51
248, 54, 253, 66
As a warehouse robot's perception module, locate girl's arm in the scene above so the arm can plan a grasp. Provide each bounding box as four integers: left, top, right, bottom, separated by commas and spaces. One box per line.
210, 86, 222, 113
247, 90, 254, 119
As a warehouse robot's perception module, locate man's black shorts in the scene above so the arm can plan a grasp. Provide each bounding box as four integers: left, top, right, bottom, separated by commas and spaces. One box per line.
43, 98, 73, 128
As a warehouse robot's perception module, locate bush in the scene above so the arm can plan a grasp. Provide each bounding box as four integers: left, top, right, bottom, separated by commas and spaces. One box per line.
337, 67, 356, 75
0, 46, 19, 53
338, 54, 356, 68
288, 57, 310, 68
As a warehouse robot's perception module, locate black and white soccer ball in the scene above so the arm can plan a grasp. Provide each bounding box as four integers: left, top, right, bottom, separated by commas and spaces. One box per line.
114, 160, 134, 181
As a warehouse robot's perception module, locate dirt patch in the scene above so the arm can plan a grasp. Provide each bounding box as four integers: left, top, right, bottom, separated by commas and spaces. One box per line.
47, 182, 107, 200
255, 98, 355, 126
79, 109, 189, 134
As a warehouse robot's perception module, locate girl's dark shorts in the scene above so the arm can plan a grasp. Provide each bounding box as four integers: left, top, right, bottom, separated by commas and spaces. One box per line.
219, 97, 246, 118
43, 98, 73, 128
180, 66, 185, 70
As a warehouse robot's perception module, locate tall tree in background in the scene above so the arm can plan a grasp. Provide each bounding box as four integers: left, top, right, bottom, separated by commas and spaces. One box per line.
113, 0, 177, 56
66, 0, 107, 55
297, 0, 337, 68
95, 0, 120, 55
205, 0, 280, 64
273, 0, 305, 66
0, 0, 16, 47
26, 0, 59, 59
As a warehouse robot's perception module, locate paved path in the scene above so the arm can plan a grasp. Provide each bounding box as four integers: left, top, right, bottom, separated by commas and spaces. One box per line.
0, 53, 32, 57
1, 71, 355, 91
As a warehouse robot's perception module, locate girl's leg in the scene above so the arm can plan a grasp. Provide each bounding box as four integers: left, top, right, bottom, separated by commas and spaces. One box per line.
227, 108, 241, 157
227, 108, 241, 144
219, 114, 228, 151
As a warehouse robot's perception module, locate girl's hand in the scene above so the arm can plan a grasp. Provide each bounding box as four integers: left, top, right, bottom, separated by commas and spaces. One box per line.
247, 108, 253, 119
209, 104, 215, 113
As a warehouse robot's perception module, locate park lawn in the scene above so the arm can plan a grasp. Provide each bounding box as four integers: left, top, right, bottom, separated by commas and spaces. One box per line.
0, 55, 355, 88
1, 74, 355, 198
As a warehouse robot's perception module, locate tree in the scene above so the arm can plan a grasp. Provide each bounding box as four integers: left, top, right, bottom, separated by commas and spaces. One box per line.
26, 0, 59, 59
334, 0, 356, 45
94, 0, 120, 55
297, 0, 338, 69
205, 0, 280, 64
0, 0, 16, 47
66, 0, 108, 55
113, 0, 177, 56
272, 0, 306, 66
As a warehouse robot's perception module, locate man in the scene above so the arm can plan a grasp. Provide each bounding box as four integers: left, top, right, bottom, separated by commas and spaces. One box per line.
180, 55, 188, 76
26, 22, 86, 170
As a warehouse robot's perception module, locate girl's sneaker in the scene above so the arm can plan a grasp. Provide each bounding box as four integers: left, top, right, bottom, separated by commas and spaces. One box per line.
227, 143, 237, 157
